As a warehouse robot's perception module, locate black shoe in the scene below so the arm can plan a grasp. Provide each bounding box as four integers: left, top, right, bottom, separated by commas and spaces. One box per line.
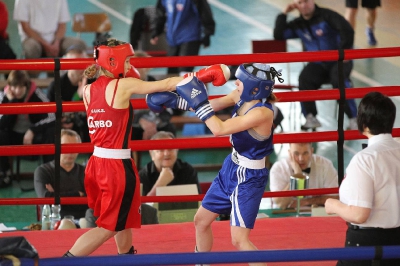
118, 246, 137, 255
0, 176, 12, 188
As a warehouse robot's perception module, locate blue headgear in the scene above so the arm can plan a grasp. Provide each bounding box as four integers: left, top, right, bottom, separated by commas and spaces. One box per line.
235, 63, 283, 102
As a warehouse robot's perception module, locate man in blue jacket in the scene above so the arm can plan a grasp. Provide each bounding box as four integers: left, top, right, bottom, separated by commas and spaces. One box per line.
274, 0, 358, 131
150, 0, 215, 75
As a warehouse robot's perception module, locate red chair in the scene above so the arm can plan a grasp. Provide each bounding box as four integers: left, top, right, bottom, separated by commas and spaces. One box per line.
200, 182, 212, 194
251, 39, 293, 89
252, 39, 287, 53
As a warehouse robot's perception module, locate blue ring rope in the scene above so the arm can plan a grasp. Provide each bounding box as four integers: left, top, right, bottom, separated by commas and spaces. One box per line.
34, 246, 400, 266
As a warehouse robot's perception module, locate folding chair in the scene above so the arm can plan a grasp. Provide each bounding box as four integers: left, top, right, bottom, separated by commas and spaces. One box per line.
72, 13, 112, 37
154, 184, 199, 224
251, 39, 293, 89
72, 13, 112, 53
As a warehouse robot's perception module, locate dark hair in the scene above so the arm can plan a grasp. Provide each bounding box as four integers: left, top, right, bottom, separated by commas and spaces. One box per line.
6, 70, 31, 88
99, 38, 127, 47
357, 92, 396, 135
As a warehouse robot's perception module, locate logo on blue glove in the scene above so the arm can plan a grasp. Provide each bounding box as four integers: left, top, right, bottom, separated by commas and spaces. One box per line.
190, 88, 202, 99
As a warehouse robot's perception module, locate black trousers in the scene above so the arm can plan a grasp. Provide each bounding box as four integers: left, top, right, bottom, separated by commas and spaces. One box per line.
166, 40, 201, 74
298, 61, 357, 119
337, 226, 400, 266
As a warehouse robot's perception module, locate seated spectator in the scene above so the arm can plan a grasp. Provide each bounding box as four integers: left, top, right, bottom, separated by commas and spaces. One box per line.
0, 0, 16, 60
269, 142, 339, 209
0, 70, 55, 188
47, 44, 91, 142
273, 0, 358, 131
140, 131, 200, 196
34, 129, 88, 220
13, 0, 86, 62
47, 44, 88, 102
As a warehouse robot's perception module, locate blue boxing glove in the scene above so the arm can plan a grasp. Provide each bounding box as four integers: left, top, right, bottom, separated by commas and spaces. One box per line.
176, 76, 214, 121
146, 91, 190, 113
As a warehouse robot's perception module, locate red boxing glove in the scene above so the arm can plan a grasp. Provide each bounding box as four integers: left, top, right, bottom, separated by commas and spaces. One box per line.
125, 65, 141, 79
184, 64, 230, 86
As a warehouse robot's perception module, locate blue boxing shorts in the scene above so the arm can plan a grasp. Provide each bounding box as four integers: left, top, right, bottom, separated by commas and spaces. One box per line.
201, 155, 268, 229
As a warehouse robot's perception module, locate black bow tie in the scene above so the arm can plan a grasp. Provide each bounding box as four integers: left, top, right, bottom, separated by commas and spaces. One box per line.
302, 167, 311, 174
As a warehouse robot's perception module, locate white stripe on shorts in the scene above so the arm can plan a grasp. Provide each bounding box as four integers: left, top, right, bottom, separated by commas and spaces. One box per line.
231, 166, 246, 227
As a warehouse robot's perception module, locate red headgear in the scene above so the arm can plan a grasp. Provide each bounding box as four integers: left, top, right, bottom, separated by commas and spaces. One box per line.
94, 43, 135, 78
125, 65, 141, 79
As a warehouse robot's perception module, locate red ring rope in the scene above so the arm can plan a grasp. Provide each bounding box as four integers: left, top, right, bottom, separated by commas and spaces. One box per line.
2, 128, 400, 156
0, 86, 399, 114
0, 47, 399, 206
0, 47, 399, 70
0, 188, 338, 206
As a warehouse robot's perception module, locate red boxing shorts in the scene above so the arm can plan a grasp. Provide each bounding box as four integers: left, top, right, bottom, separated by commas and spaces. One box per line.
85, 156, 141, 231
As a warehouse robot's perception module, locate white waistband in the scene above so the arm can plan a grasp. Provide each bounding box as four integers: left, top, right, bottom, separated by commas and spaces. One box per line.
231, 148, 265, 169
93, 146, 131, 159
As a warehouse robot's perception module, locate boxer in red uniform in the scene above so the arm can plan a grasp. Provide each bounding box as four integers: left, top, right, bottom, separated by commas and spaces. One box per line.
63, 38, 230, 257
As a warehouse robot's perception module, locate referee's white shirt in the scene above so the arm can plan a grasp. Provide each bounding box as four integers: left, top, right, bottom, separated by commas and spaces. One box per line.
340, 134, 400, 228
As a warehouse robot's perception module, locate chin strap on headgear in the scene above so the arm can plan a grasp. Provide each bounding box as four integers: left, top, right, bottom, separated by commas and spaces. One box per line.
235, 63, 284, 101
94, 41, 135, 78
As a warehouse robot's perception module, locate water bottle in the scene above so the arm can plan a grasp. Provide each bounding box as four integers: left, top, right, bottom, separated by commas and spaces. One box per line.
41, 204, 51, 230
50, 204, 61, 230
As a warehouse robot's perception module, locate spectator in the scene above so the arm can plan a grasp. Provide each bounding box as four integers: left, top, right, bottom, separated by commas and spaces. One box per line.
13, 0, 86, 60
140, 131, 200, 196
47, 44, 91, 142
0, 1, 16, 60
274, 0, 358, 131
345, 0, 381, 46
325, 92, 400, 266
269, 142, 339, 210
150, 0, 215, 75
130, 7, 159, 51
34, 129, 88, 220
47, 45, 88, 102
0, 70, 55, 188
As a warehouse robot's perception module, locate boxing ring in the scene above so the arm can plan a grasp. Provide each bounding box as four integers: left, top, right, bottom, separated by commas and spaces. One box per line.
1, 47, 400, 265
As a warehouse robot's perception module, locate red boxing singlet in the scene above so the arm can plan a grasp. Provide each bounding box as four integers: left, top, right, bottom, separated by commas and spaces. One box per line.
84, 76, 141, 231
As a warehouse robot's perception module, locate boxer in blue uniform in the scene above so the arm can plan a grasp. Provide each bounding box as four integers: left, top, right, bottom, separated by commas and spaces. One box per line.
147, 63, 284, 266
